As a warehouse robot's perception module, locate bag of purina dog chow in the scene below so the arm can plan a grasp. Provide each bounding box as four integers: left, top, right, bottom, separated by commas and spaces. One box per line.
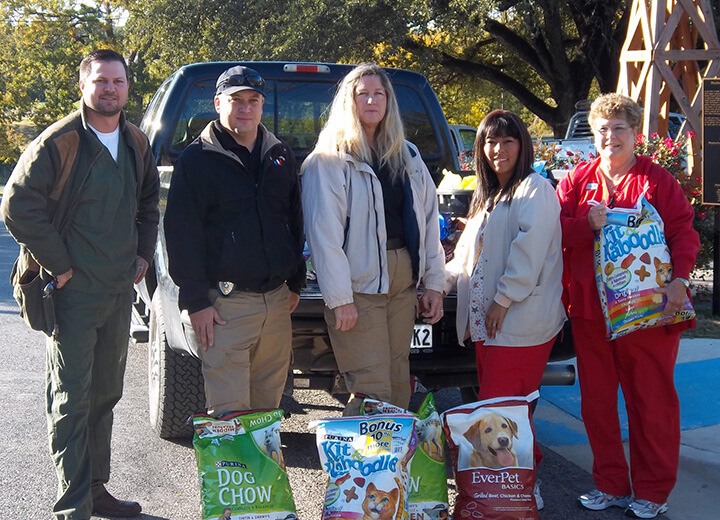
443, 392, 540, 520
192, 409, 297, 520
593, 191, 694, 340
310, 413, 417, 520
362, 395, 449, 519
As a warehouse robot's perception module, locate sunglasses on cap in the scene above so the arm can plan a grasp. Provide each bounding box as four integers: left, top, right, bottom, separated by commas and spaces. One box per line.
218, 73, 265, 90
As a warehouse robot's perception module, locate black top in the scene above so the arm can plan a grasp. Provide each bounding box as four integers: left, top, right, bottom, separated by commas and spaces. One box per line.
214, 122, 262, 179
373, 156, 405, 242
164, 124, 305, 313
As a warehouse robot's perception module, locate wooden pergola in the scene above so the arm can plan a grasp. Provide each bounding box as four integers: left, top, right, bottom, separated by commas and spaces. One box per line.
616, 0, 720, 142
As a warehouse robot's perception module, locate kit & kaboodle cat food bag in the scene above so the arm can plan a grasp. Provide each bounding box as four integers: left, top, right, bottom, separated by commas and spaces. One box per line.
593, 190, 694, 340
192, 409, 296, 520
362, 394, 449, 519
310, 413, 417, 520
443, 392, 540, 520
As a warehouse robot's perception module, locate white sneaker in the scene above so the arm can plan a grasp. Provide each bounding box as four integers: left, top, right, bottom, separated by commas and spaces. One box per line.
533, 479, 544, 510
578, 489, 632, 511
625, 499, 669, 519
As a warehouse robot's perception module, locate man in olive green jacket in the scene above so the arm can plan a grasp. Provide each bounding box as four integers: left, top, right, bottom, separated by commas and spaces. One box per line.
1, 50, 159, 519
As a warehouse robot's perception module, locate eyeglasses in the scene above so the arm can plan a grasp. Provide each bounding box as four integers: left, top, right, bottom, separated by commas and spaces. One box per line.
219, 73, 265, 90
595, 125, 632, 136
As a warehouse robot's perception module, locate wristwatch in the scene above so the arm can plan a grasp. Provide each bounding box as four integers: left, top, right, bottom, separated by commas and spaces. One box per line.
674, 277, 690, 289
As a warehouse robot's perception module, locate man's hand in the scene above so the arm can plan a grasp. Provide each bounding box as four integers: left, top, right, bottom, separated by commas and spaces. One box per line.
658, 278, 689, 318
588, 203, 607, 231
333, 303, 358, 331
133, 256, 149, 284
419, 289, 444, 324
289, 291, 300, 313
56, 268, 74, 289
189, 306, 227, 351
485, 301, 509, 339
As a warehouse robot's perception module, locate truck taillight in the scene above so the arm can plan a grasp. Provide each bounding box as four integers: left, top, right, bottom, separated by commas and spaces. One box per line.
283, 64, 331, 74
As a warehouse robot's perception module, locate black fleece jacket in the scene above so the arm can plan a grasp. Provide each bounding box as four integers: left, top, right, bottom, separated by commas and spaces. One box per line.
164, 122, 305, 313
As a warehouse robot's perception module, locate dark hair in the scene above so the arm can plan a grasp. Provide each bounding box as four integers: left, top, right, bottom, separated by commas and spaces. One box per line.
79, 49, 129, 83
469, 109, 534, 217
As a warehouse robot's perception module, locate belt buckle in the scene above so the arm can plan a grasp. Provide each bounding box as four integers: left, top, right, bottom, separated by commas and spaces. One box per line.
218, 281, 235, 296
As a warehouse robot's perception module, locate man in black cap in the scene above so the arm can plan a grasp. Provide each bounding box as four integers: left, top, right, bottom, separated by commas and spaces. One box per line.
164, 66, 305, 415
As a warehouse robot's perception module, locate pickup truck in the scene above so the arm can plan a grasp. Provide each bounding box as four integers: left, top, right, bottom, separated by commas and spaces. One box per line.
134, 61, 575, 438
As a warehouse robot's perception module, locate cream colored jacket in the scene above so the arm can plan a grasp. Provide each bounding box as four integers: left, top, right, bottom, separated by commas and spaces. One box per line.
301, 142, 446, 309
445, 173, 566, 346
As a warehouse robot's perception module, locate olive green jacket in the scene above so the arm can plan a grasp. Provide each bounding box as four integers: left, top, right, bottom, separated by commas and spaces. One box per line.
1, 104, 160, 278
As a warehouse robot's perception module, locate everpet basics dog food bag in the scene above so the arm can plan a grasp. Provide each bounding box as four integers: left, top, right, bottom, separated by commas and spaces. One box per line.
310, 414, 417, 520
593, 192, 694, 340
362, 394, 450, 519
443, 392, 539, 520
192, 410, 296, 520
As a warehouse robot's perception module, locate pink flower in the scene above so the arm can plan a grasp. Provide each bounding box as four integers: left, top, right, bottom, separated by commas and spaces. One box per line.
651, 132, 659, 138
687, 130, 696, 139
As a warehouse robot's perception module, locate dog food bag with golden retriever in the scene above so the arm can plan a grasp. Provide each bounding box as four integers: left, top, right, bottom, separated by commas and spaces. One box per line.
361, 394, 450, 519
310, 414, 417, 520
192, 409, 296, 520
592, 191, 694, 340
443, 392, 540, 520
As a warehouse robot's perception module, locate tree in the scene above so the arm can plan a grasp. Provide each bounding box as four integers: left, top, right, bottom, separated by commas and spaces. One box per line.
124, 0, 630, 136
0, 1, 130, 164
373, 0, 631, 135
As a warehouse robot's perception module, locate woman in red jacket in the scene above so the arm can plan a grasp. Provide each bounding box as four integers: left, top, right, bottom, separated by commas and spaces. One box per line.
556, 93, 699, 519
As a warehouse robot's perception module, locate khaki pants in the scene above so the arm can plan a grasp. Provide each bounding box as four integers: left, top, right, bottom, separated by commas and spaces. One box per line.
325, 248, 416, 415
200, 284, 292, 415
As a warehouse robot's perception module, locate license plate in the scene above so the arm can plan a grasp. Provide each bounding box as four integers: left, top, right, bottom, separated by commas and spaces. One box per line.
412, 323, 433, 349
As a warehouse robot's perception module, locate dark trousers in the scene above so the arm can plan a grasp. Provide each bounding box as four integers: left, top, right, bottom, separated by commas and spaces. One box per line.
46, 288, 133, 519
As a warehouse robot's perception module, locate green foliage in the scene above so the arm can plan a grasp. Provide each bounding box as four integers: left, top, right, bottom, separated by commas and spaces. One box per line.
0, 0, 129, 164
121, 0, 630, 138
1, 0, 633, 167
635, 131, 714, 269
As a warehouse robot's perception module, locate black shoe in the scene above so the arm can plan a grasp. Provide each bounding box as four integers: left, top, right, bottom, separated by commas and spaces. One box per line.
92, 488, 142, 518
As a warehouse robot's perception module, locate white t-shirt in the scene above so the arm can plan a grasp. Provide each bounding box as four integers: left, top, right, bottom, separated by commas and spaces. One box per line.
88, 124, 120, 162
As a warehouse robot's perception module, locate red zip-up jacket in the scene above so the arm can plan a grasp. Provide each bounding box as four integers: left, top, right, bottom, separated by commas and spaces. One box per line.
557, 155, 699, 328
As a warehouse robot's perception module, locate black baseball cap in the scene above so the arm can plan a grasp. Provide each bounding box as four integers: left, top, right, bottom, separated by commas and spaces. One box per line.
215, 66, 266, 97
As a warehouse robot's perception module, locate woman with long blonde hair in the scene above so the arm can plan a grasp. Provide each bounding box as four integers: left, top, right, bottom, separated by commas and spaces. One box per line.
301, 63, 446, 415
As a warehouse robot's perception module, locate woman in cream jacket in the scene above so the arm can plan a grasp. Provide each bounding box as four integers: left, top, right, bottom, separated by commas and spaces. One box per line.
301, 64, 446, 416
445, 110, 565, 505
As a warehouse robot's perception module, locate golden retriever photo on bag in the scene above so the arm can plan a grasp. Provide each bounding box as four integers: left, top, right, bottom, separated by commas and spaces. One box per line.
459, 409, 533, 470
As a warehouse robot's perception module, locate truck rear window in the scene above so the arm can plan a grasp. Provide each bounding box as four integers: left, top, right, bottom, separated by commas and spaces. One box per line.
168, 79, 438, 161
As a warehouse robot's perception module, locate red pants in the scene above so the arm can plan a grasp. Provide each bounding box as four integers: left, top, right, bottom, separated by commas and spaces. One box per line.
475, 337, 555, 466
572, 318, 680, 503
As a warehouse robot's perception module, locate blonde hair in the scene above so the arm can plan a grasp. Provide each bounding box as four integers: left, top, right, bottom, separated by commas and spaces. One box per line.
589, 93, 643, 129
308, 63, 410, 182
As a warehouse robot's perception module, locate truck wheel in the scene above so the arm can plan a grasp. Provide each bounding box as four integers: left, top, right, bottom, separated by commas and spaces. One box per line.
148, 296, 205, 439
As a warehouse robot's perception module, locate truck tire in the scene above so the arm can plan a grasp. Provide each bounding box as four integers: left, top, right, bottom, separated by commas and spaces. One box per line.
148, 296, 205, 439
